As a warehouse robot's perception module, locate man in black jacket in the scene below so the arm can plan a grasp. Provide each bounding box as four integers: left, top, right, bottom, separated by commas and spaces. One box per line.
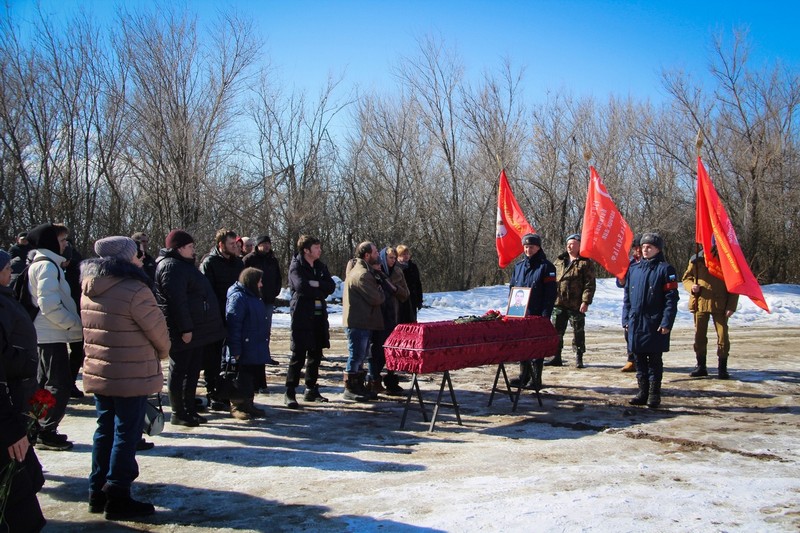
199, 229, 243, 409
243, 235, 282, 391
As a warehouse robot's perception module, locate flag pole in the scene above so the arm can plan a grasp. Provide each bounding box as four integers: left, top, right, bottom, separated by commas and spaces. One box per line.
692, 128, 704, 312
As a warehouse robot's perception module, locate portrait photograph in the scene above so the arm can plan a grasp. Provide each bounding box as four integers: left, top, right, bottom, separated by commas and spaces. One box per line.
506, 286, 531, 317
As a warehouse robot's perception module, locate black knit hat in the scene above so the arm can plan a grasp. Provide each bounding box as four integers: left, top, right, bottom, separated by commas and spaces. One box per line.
256, 235, 271, 246
165, 229, 194, 250
632, 234, 642, 248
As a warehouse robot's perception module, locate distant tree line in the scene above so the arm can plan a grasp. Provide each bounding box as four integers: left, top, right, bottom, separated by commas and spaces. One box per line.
1, 6, 798, 290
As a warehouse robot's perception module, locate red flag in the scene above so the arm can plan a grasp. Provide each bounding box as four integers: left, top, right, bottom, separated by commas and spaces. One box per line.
696, 158, 770, 312
579, 166, 633, 282
496, 169, 535, 268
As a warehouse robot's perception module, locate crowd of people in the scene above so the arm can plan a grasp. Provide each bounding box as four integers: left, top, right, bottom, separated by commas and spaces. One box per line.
1, 222, 735, 529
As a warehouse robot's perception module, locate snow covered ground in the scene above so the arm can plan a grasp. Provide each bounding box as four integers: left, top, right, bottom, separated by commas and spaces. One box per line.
36, 280, 800, 532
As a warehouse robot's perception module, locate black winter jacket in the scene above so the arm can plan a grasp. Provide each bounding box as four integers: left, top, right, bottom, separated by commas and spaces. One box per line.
243, 250, 282, 304
155, 250, 225, 352
288, 253, 336, 353
199, 246, 244, 320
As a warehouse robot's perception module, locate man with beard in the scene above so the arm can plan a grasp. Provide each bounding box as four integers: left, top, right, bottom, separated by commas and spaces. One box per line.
342, 242, 389, 401
199, 229, 244, 410
243, 235, 282, 392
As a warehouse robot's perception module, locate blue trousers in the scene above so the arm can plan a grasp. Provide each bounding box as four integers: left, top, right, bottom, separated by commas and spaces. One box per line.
90, 394, 146, 493
634, 352, 664, 384
345, 328, 372, 373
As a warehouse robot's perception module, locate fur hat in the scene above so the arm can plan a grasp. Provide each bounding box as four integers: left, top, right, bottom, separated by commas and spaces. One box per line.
521, 233, 541, 247
0, 250, 10, 271
640, 232, 664, 250
165, 229, 194, 250
94, 236, 138, 261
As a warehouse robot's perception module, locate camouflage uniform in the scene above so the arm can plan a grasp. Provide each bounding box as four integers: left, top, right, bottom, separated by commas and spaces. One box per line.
681, 252, 738, 377
552, 253, 596, 366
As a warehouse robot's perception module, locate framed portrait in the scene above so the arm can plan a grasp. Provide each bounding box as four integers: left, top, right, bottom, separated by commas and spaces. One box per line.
506, 286, 531, 317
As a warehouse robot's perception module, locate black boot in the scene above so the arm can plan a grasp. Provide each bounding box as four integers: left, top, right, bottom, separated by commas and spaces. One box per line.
284, 387, 300, 409
629, 376, 649, 406
303, 384, 329, 402
544, 355, 563, 367
382, 372, 405, 396
343, 373, 368, 402
530, 360, 543, 391
647, 381, 661, 408
575, 352, 585, 369
89, 491, 107, 514
690, 354, 708, 377
357, 370, 377, 400
509, 362, 532, 387
718, 356, 730, 380
103, 484, 155, 520
169, 393, 198, 427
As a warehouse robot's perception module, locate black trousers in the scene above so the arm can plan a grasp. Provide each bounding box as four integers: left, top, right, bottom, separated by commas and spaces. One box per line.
285, 349, 323, 388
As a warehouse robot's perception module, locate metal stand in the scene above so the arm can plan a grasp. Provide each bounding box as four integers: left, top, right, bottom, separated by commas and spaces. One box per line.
399, 371, 462, 432
488, 360, 543, 411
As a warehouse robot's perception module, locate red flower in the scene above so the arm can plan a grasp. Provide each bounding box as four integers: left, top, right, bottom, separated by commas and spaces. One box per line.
29, 389, 56, 420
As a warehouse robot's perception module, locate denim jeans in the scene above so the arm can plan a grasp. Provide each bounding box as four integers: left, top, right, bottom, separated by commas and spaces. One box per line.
345, 328, 372, 373
90, 394, 147, 493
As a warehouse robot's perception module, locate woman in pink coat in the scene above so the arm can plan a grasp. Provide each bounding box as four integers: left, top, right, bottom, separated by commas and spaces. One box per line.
80, 237, 170, 521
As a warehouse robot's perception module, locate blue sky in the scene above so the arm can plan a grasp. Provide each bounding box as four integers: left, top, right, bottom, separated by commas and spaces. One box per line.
8, 0, 800, 104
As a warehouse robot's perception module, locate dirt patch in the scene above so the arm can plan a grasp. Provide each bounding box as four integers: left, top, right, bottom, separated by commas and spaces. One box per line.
35, 326, 800, 531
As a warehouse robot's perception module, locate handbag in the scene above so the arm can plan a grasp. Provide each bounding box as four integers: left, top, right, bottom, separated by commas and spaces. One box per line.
143, 393, 165, 436
216, 359, 252, 402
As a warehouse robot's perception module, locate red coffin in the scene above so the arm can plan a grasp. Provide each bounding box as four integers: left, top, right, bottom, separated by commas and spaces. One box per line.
384, 316, 559, 374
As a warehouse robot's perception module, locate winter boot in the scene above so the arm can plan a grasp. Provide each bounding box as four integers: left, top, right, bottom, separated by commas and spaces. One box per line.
89, 491, 107, 514
169, 393, 198, 427
244, 400, 266, 418
530, 360, 543, 391
284, 387, 300, 409
230, 401, 253, 420
647, 381, 661, 408
383, 372, 405, 396
575, 352, 585, 369
303, 385, 329, 402
621, 359, 636, 372
509, 362, 533, 388
103, 484, 155, 521
343, 373, 368, 402
544, 354, 563, 367
629, 376, 649, 406
717, 355, 730, 380
690, 354, 708, 377
368, 378, 386, 395
357, 370, 378, 400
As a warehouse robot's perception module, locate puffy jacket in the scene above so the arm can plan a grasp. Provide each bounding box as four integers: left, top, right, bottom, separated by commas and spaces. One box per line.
343, 258, 386, 330
243, 250, 282, 304
288, 253, 336, 353
681, 253, 738, 315
509, 249, 557, 318
155, 250, 225, 352
28, 248, 82, 343
80, 257, 170, 397
200, 246, 244, 320
553, 252, 596, 311
622, 252, 680, 353
224, 282, 269, 365
0, 285, 38, 384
